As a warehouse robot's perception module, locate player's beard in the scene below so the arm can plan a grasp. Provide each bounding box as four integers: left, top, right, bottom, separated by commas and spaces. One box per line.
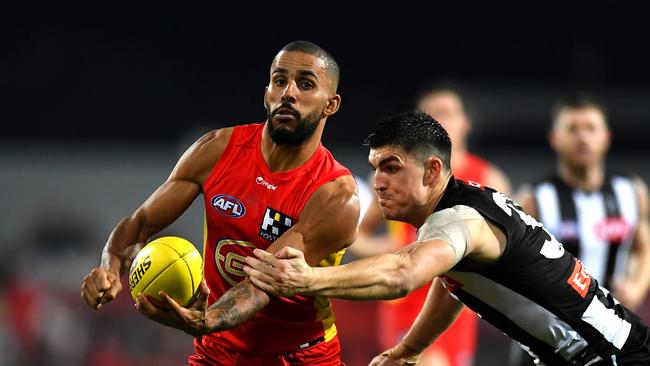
266, 103, 323, 146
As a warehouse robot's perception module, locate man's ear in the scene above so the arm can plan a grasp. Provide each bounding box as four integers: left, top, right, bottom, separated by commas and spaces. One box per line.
423, 156, 444, 186
322, 94, 341, 117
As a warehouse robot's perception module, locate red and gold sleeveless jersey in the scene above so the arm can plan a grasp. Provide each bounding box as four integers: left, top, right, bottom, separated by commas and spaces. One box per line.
199, 123, 351, 354
379, 153, 490, 356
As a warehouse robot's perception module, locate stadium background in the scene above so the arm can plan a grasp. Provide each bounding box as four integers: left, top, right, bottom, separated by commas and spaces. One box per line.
2, 3, 649, 365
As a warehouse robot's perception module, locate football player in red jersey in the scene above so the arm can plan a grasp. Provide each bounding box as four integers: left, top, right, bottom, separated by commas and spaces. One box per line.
81, 40, 359, 365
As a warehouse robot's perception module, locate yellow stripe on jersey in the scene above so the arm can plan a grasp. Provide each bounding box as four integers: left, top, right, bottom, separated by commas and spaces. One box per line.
387, 220, 407, 242
314, 296, 338, 342
318, 248, 346, 267
203, 208, 208, 269
314, 248, 346, 342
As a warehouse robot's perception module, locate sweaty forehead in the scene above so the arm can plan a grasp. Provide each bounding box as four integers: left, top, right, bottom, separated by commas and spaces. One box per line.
369, 146, 411, 166
271, 51, 328, 76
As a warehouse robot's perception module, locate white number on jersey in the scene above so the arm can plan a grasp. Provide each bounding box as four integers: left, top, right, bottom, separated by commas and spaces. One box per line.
492, 192, 565, 259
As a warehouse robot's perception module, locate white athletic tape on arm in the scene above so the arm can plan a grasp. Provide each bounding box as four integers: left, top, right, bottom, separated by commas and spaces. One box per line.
417, 205, 483, 264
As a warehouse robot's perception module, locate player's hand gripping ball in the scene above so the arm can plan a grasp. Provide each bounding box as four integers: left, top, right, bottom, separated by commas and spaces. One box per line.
129, 236, 203, 307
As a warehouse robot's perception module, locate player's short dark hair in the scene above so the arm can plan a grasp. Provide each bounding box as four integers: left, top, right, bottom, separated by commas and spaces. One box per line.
278, 40, 340, 90
551, 94, 608, 127
365, 110, 452, 170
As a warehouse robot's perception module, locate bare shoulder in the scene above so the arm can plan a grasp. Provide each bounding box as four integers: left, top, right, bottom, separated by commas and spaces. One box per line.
302, 175, 359, 219
311, 174, 358, 202
171, 127, 235, 184
299, 174, 360, 245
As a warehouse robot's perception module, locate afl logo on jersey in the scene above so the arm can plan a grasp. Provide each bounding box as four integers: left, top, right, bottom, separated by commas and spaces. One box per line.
211, 194, 246, 218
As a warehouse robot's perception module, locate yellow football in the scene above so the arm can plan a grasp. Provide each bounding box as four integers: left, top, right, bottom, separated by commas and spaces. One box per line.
128, 236, 203, 307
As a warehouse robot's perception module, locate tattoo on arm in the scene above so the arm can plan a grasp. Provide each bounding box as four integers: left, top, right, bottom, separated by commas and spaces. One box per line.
206, 280, 269, 331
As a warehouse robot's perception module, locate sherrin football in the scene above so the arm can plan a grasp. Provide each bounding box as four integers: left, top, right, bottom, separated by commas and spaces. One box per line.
128, 236, 203, 307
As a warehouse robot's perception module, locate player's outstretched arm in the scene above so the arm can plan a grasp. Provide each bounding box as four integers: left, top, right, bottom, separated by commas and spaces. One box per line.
348, 197, 400, 258
246, 234, 461, 300
145, 175, 360, 336
81, 129, 229, 311
369, 278, 464, 365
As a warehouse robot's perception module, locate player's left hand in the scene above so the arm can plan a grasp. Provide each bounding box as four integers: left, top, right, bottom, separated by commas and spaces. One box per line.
612, 278, 645, 310
135, 279, 211, 336
243, 247, 314, 297
368, 344, 420, 366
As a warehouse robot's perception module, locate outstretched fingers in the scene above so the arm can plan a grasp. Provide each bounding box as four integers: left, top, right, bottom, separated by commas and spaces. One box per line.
160, 291, 185, 315
245, 256, 280, 278
248, 274, 278, 295
243, 262, 279, 292
193, 279, 210, 309
136, 293, 162, 319
273, 246, 304, 260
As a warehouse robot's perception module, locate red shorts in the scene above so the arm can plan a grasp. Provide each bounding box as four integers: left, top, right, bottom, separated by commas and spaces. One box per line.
188, 334, 345, 366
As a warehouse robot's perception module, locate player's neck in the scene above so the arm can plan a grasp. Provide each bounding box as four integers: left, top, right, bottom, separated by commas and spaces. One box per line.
558, 161, 605, 193
261, 122, 324, 172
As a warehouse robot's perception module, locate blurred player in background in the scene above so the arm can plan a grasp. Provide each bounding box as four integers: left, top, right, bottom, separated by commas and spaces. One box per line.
349, 85, 511, 366
81, 40, 359, 365
511, 95, 650, 365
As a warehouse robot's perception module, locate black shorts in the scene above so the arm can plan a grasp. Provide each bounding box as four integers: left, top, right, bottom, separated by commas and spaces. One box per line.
592, 309, 650, 366
510, 307, 650, 366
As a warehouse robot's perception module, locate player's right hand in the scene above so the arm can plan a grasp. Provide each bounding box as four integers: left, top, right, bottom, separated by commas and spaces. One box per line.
244, 247, 314, 297
81, 267, 122, 310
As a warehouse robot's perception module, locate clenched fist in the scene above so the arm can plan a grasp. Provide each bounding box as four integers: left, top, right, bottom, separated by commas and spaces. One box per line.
81, 267, 122, 310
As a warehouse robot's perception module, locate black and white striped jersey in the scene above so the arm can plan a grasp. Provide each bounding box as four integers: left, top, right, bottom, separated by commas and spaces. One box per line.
531, 174, 638, 289
431, 178, 647, 365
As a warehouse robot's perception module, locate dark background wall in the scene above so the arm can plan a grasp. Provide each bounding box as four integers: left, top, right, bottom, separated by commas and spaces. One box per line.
4, 3, 650, 147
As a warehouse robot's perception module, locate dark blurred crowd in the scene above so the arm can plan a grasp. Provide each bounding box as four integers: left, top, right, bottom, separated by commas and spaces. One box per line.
0, 217, 195, 366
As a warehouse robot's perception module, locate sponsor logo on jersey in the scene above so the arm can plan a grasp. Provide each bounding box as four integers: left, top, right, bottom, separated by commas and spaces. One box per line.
595, 217, 633, 243
211, 194, 246, 218
215, 239, 256, 286
258, 207, 293, 242
567, 259, 591, 298
256, 176, 278, 190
